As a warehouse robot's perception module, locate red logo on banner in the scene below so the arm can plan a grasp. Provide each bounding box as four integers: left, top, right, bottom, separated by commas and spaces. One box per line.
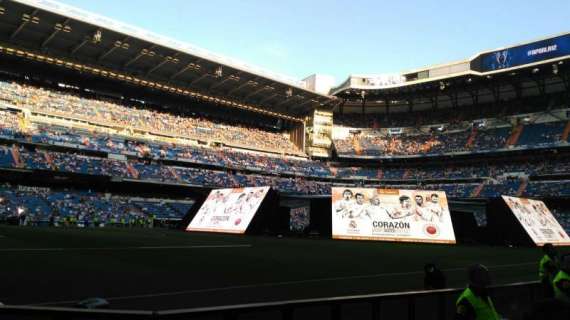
423, 224, 440, 237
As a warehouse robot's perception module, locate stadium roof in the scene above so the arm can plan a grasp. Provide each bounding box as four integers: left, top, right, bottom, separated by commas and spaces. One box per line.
332, 32, 570, 113
0, 0, 336, 122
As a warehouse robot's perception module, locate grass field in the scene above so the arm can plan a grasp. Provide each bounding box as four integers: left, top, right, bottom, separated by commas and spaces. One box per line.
0, 225, 565, 311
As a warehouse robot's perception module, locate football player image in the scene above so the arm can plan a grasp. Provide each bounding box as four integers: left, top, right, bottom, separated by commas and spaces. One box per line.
335, 189, 354, 219
426, 193, 444, 223
414, 194, 432, 221
197, 190, 225, 224
389, 195, 415, 219
520, 204, 535, 227
365, 195, 391, 220
350, 193, 367, 219
225, 193, 247, 216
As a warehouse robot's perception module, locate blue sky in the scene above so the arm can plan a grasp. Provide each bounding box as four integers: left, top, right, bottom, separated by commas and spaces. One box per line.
58, 0, 569, 85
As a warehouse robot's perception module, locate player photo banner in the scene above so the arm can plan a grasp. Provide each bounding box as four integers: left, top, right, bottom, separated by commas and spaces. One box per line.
186, 186, 270, 234
502, 196, 570, 246
331, 188, 456, 244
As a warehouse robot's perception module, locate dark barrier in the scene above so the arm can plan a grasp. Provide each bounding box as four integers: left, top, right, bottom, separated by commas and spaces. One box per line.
0, 281, 542, 320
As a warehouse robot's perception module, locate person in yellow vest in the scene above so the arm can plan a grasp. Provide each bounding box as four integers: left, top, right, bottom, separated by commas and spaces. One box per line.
455, 264, 501, 320
553, 253, 570, 305
539, 243, 559, 298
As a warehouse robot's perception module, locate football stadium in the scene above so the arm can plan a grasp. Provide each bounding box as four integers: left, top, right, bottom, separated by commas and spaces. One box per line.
0, 0, 570, 319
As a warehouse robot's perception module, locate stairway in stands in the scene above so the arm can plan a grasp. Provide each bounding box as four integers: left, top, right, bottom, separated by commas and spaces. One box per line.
465, 127, 478, 149
506, 124, 524, 146
10, 145, 22, 167
168, 167, 182, 183
352, 136, 362, 155
562, 120, 570, 141
126, 163, 139, 179
42, 151, 55, 169
516, 179, 528, 196
376, 169, 383, 180
471, 183, 485, 197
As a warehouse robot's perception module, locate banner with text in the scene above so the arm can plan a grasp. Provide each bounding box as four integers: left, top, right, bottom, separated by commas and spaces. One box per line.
502, 196, 570, 246
186, 186, 270, 234
332, 188, 456, 244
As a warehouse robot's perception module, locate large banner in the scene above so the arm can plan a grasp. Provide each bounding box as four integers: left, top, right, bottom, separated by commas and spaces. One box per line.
332, 188, 456, 244
502, 196, 570, 246
186, 187, 270, 234
479, 34, 570, 72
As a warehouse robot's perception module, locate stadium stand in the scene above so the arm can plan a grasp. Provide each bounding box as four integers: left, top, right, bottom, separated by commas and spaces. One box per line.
333, 114, 569, 158
0, 80, 303, 156
0, 1, 570, 319
0, 183, 194, 226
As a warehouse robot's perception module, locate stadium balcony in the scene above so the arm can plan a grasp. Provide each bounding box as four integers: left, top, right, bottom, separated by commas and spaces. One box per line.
0, 80, 306, 157
332, 109, 570, 159
0, 107, 332, 179
0, 143, 333, 195
333, 91, 568, 129
4, 134, 570, 198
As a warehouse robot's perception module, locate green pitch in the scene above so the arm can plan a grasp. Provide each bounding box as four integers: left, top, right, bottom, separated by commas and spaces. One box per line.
0, 225, 563, 311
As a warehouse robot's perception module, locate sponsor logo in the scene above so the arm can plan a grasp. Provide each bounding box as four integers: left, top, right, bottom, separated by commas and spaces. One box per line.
527, 44, 557, 57
372, 221, 411, 229
423, 223, 440, 238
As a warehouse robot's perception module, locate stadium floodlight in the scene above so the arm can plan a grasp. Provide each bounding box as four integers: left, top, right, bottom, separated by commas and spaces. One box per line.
466, 78, 472, 83
552, 64, 559, 75
532, 67, 540, 74
522, 116, 531, 123
114, 41, 129, 50
55, 23, 72, 33
0, 7, 6, 15
439, 81, 446, 91
286, 88, 293, 97
22, 13, 40, 24
141, 48, 155, 57
360, 90, 366, 99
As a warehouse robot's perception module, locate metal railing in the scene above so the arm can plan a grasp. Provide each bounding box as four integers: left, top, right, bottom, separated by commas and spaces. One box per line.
0, 281, 541, 320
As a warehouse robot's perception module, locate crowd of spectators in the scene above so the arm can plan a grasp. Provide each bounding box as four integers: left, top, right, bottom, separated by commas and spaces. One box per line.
0, 109, 19, 136
4, 142, 570, 198
333, 158, 570, 181
0, 79, 569, 199
334, 120, 567, 157
0, 184, 194, 227
0, 109, 331, 178
2, 144, 331, 195
0, 81, 302, 155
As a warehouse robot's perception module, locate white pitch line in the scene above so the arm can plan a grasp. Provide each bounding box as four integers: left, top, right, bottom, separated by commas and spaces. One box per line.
0, 244, 252, 252
30, 261, 537, 306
